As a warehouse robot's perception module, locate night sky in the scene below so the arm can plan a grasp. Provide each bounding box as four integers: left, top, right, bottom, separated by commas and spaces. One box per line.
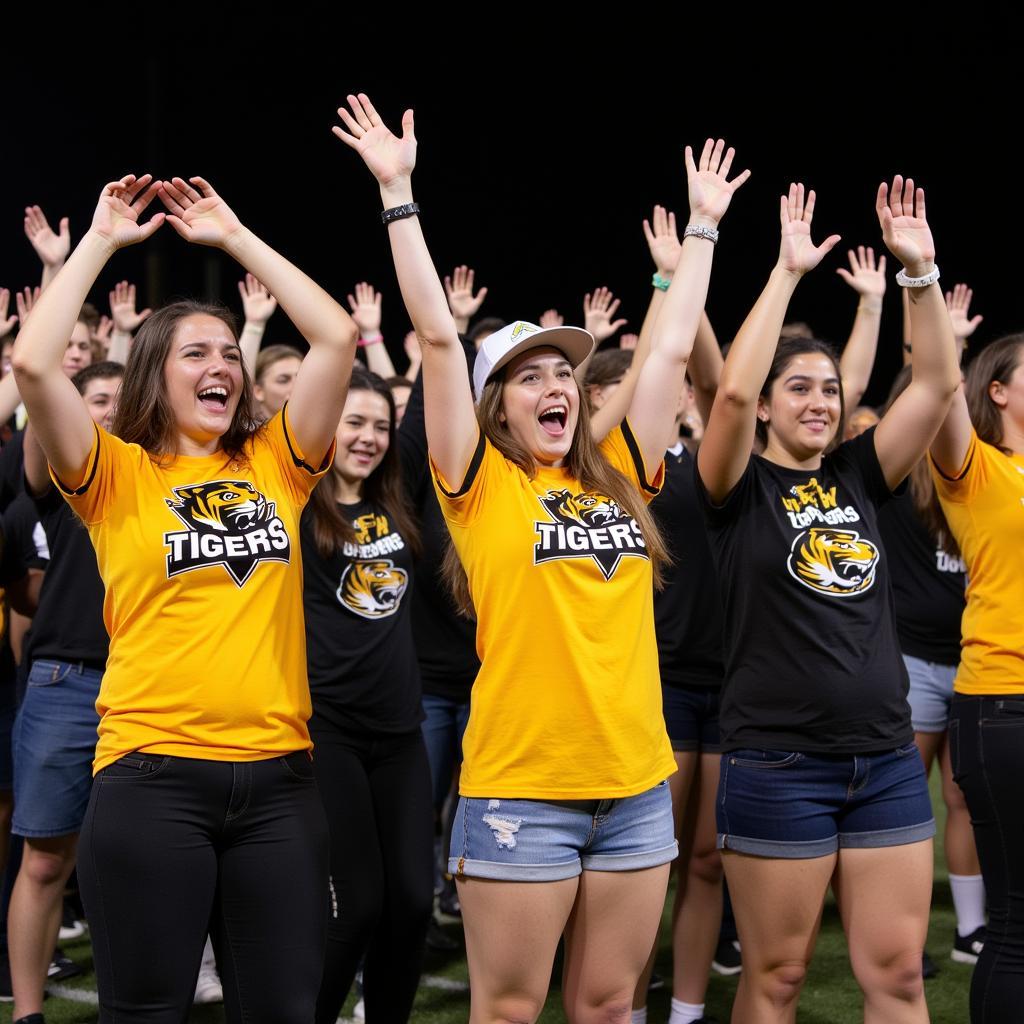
5, 15, 1020, 404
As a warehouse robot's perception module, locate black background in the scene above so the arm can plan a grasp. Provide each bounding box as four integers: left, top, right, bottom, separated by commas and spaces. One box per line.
4, 14, 1019, 404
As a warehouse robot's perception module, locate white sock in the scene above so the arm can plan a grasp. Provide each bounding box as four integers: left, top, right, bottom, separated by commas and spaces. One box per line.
630, 1009, 647, 1024
949, 873, 986, 936
669, 998, 705, 1024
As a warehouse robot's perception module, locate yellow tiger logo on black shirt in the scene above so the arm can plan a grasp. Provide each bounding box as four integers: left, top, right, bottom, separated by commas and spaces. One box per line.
337, 560, 409, 619
787, 527, 879, 597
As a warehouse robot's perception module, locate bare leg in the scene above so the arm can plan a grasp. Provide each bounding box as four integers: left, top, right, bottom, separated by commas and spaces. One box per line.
939, 735, 980, 877
834, 842, 933, 1024
458, 875, 579, 1024
563, 865, 672, 1024
723, 850, 835, 1024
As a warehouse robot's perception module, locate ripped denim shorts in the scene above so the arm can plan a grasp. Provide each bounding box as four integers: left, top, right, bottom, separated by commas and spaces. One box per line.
447, 781, 677, 882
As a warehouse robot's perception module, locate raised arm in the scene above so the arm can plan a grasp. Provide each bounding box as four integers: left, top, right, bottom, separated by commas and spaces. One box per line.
24, 205, 71, 291
629, 139, 751, 474
107, 279, 152, 365
698, 184, 841, 503
158, 176, 357, 466
444, 265, 488, 335
12, 175, 164, 482
836, 246, 887, 409
334, 93, 478, 488
348, 281, 398, 378
237, 273, 278, 378
872, 176, 960, 489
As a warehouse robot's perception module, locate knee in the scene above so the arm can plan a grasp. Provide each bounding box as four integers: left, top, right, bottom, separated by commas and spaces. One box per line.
857, 950, 925, 1004
753, 960, 808, 1008
481, 994, 545, 1024
20, 842, 75, 889
564, 995, 633, 1024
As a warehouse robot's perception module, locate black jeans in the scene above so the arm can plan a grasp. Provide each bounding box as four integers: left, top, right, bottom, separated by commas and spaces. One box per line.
309, 724, 434, 1024
950, 694, 1024, 1023
77, 751, 329, 1024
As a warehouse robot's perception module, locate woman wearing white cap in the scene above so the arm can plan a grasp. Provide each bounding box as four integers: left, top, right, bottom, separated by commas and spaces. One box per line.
335, 92, 749, 1022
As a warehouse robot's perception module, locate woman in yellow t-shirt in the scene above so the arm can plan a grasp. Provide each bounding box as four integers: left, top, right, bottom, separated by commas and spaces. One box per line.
12, 173, 358, 1023
931, 335, 1024, 1024
335, 92, 749, 1022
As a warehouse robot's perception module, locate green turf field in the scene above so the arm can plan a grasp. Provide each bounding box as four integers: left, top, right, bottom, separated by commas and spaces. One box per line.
1, 770, 973, 1023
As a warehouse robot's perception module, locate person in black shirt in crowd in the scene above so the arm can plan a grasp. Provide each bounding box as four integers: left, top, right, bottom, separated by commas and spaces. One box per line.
696, 178, 960, 1022
301, 365, 432, 1024
7, 361, 121, 1024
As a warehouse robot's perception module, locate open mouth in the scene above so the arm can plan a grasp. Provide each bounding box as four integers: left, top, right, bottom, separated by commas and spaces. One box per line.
198, 386, 229, 411
538, 405, 568, 436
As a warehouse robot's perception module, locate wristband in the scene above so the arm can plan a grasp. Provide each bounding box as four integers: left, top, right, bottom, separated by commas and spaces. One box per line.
684, 224, 719, 244
381, 202, 420, 226
357, 333, 383, 348
652, 273, 672, 292
895, 265, 940, 288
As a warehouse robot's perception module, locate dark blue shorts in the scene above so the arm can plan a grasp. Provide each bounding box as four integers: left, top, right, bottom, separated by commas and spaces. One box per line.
662, 684, 721, 753
716, 744, 935, 859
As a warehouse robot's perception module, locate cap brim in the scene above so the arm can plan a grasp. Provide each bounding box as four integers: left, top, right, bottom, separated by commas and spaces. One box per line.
485, 326, 595, 386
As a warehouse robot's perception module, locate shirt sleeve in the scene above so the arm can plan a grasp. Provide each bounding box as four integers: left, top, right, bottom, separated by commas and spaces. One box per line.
48, 423, 135, 526
599, 420, 665, 502
430, 432, 496, 528
929, 429, 984, 504
261, 405, 337, 506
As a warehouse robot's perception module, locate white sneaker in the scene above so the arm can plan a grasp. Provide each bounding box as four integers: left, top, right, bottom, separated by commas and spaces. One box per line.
193, 937, 223, 1004
353, 997, 365, 1021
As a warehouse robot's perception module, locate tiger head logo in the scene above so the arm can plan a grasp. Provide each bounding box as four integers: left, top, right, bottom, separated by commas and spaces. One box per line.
166, 480, 272, 533
787, 527, 880, 597
337, 560, 409, 619
546, 490, 622, 528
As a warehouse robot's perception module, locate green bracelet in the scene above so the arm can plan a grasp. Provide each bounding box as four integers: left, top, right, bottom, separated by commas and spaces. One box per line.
652, 273, 672, 292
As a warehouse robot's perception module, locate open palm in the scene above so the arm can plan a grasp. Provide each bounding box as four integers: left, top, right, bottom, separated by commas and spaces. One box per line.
777, 183, 841, 276
686, 139, 751, 225
334, 93, 417, 187
90, 175, 164, 249
877, 176, 934, 271
159, 177, 243, 248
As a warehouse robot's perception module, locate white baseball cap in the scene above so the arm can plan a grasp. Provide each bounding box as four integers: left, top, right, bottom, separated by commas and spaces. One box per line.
472, 320, 595, 401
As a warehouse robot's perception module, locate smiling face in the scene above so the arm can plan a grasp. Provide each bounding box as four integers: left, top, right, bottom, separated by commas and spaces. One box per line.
498, 346, 580, 468
333, 388, 392, 492
254, 355, 301, 417
81, 375, 122, 433
759, 352, 842, 464
163, 314, 244, 452
62, 321, 94, 377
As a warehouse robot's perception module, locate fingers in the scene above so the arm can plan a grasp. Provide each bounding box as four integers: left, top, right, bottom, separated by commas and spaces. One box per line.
164, 214, 191, 240
132, 179, 162, 214
174, 177, 203, 203
817, 233, 843, 257
476, 285, 488, 303
803, 187, 814, 224
123, 173, 154, 205
684, 145, 697, 179
719, 144, 734, 179
731, 167, 752, 189
878, 254, 887, 274
915, 185, 926, 222
875, 181, 889, 221
157, 181, 188, 217
642, 219, 655, 247
890, 175, 904, 219
401, 109, 416, 142
836, 267, 854, 285
698, 138, 714, 172
443, 275, 453, 298
189, 176, 217, 199
347, 93, 373, 132
138, 213, 165, 241
357, 93, 382, 126
667, 210, 677, 237
59, 216, 70, 239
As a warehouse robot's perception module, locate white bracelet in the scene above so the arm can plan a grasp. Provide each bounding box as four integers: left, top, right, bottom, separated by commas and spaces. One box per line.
895, 265, 940, 288
684, 224, 719, 244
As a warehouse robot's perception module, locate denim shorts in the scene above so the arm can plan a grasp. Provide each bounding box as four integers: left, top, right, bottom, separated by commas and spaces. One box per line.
717, 745, 935, 859
662, 684, 721, 753
12, 659, 102, 837
903, 654, 957, 733
449, 781, 678, 882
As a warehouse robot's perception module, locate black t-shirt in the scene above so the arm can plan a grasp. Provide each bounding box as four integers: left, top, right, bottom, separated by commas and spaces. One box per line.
398, 349, 480, 701
1, 491, 48, 695
27, 486, 109, 667
301, 498, 423, 735
651, 444, 724, 688
0, 430, 26, 513
877, 491, 965, 666
697, 428, 912, 753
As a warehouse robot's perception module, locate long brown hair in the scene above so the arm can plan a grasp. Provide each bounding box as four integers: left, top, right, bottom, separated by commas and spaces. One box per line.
965, 333, 1024, 454
442, 370, 669, 616
112, 301, 259, 462
306, 366, 420, 559
883, 365, 958, 555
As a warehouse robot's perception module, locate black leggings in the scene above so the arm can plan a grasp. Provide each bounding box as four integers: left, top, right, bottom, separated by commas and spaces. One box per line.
310, 724, 434, 1024
77, 751, 328, 1024
951, 694, 1024, 1023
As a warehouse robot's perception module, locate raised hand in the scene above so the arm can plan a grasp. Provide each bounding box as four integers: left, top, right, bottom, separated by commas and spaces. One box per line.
685, 138, 751, 227
158, 177, 243, 247
24, 205, 71, 266
777, 183, 842, 276
540, 309, 564, 329
584, 287, 627, 344
404, 330, 422, 367
15, 286, 41, 324
333, 93, 417, 189
95, 315, 114, 349
238, 273, 278, 325
444, 265, 488, 320
109, 280, 152, 333
836, 246, 887, 299
347, 282, 383, 336
946, 283, 984, 339
643, 205, 682, 276
89, 174, 165, 250
0, 289, 18, 338
619, 333, 639, 351
876, 176, 935, 277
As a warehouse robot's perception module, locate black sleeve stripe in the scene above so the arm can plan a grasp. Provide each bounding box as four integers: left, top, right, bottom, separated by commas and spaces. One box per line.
620, 419, 660, 495
281, 402, 332, 475
435, 433, 486, 499
930, 445, 975, 482
53, 423, 101, 496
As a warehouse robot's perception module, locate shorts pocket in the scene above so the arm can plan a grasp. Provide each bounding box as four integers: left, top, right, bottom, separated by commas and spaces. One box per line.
279, 751, 316, 780
993, 699, 1024, 719
727, 749, 803, 769
27, 660, 73, 688
895, 741, 921, 758
99, 754, 169, 782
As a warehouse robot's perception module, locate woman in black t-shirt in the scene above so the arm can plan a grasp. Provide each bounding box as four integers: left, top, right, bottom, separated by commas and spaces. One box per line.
301, 366, 432, 1024
696, 180, 960, 1021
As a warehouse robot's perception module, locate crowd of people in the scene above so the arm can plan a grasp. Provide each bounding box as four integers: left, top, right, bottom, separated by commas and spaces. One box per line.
0, 91, 1019, 1024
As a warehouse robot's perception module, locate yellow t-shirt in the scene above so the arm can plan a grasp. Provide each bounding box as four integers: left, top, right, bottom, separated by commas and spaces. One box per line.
432, 421, 675, 799
53, 408, 332, 772
931, 430, 1024, 695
